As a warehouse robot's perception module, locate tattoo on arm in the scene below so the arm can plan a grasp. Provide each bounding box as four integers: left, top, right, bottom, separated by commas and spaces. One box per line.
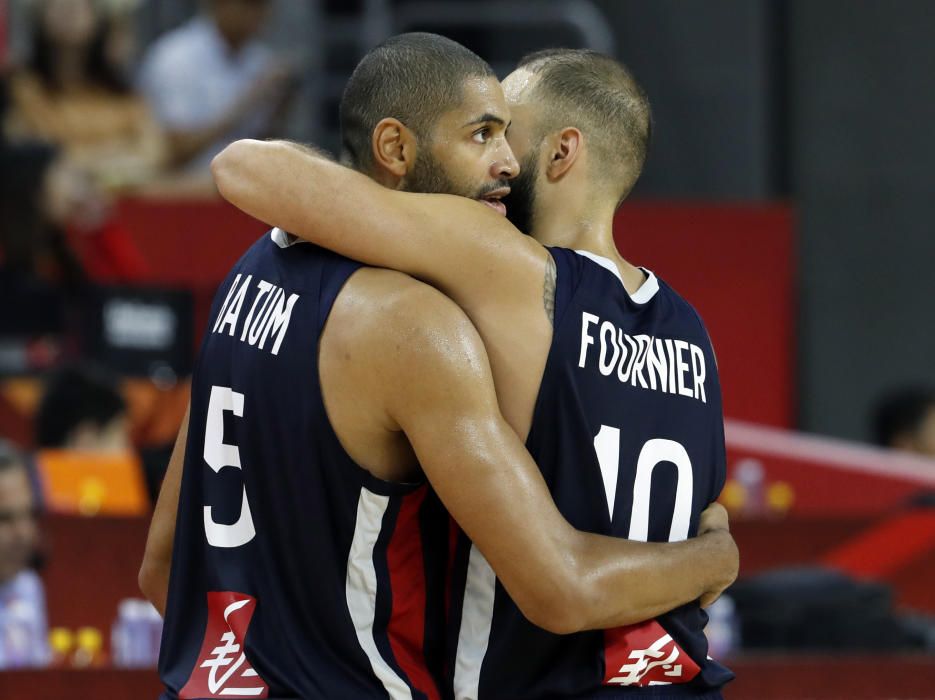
543, 255, 557, 326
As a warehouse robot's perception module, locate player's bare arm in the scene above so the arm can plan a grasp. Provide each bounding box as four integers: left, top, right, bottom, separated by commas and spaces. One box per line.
323, 269, 738, 633
139, 405, 189, 616
212, 139, 547, 319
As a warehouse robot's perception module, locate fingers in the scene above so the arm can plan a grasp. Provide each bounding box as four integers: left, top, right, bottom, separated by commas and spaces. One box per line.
699, 502, 730, 534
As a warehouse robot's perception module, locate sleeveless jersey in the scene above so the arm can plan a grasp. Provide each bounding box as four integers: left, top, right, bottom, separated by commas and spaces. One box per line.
448, 247, 734, 699
159, 229, 448, 700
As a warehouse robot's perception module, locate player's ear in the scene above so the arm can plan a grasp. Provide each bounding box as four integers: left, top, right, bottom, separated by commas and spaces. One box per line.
372, 118, 417, 179
544, 126, 582, 182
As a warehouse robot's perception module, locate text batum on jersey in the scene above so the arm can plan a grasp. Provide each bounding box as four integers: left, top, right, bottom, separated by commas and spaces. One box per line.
578, 312, 708, 403
211, 273, 300, 356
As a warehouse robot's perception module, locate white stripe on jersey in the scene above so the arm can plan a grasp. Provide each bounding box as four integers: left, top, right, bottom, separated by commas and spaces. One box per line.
573, 250, 660, 304
453, 545, 497, 700
345, 488, 413, 700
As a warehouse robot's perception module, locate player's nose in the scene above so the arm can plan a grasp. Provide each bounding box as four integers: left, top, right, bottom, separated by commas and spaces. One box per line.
492, 142, 519, 181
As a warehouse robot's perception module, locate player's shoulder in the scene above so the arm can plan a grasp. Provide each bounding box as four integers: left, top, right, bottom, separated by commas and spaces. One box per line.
656, 276, 705, 319
652, 276, 718, 353
320, 269, 488, 436
330, 268, 479, 353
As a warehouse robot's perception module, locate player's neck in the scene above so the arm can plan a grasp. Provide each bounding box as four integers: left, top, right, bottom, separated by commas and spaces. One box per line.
534, 205, 647, 296
533, 203, 618, 259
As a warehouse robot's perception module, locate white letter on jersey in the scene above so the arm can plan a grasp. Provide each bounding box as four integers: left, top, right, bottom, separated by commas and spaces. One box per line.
216, 275, 252, 337
690, 344, 707, 403
258, 291, 300, 355
204, 386, 256, 548
593, 425, 621, 520
628, 439, 693, 543
240, 280, 274, 342
674, 340, 694, 398
579, 312, 599, 368
213, 274, 242, 333
598, 321, 621, 376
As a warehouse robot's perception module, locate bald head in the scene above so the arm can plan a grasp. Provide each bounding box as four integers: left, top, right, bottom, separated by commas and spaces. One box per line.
514, 49, 651, 205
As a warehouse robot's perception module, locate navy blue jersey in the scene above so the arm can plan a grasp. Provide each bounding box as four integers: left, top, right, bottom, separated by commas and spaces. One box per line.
159, 229, 448, 700
448, 247, 734, 699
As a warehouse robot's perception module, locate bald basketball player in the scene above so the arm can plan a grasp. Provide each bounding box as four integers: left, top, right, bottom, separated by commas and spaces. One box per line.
144, 36, 736, 700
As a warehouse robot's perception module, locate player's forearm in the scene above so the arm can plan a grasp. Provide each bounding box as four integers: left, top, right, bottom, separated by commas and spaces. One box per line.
213, 140, 355, 243
565, 528, 737, 631
139, 407, 188, 618
212, 140, 449, 281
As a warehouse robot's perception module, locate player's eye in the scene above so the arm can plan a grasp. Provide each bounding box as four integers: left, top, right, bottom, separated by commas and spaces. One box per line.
472, 127, 491, 144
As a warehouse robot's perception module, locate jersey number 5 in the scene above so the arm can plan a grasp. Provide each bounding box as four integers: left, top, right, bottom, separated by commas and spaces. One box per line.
204, 385, 256, 548
593, 425, 693, 542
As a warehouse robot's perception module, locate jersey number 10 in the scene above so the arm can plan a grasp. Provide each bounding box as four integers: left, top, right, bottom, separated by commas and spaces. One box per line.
593, 426, 693, 542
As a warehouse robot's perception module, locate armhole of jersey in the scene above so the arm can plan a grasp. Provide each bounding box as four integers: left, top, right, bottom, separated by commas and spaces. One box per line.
547, 246, 582, 330
314, 263, 427, 497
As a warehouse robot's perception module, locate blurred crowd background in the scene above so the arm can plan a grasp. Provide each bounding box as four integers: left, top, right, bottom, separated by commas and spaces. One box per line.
0, 1, 934, 698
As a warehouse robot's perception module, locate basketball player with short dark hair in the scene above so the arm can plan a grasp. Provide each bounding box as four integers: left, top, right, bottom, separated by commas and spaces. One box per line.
214, 43, 735, 698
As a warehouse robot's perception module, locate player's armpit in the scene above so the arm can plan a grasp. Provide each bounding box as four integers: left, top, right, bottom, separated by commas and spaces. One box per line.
211, 139, 548, 313
366, 283, 739, 633
139, 405, 189, 617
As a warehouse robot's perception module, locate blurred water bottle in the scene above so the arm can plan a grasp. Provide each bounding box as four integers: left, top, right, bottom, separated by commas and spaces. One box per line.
734, 459, 765, 515
705, 595, 740, 659
0, 598, 50, 668
112, 598, 162, 668
143, 601, 164, 666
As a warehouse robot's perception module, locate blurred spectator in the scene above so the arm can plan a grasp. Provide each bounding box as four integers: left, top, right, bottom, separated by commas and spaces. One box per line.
0, 439, 49, 668
35, 364, 130, 453
138, 0, 295, 172
873, 388, 935, 459
0, 141, 89, 293
5, 0, 164, 189
0, 138, 151, 371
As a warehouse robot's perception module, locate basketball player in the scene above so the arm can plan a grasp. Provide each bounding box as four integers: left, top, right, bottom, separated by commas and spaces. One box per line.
213, 45, 735, 698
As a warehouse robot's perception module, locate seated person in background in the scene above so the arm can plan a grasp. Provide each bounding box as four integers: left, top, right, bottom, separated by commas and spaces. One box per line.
6, 0, 164, 189
0, 439, 49, 668
35, 364, 130, 453
0, 141, 91, 296
138, 0, 295, 174
873, 388, 935, 459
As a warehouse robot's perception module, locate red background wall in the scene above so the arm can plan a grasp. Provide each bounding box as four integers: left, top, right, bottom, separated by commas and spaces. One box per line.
615, 203, 795, 427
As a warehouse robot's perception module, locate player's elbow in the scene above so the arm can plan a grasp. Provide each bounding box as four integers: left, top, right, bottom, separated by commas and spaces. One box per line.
524, 601, 586, 636
137, 557, 157, 603
211, 139, 260, 202
137, 553, 167, 611
511, 572, 593, 635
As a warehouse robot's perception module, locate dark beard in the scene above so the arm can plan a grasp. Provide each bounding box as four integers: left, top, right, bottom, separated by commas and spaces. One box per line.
402, 149, 461, 196
503, 148, 539, 236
